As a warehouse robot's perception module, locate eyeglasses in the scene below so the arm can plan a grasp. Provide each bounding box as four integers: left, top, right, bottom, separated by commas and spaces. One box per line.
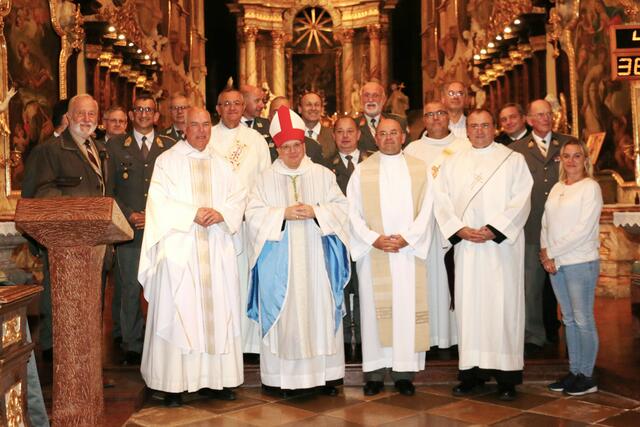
218, 100, 243, 108
132, 107, 155, 114
529, 112, 552, 120
279, 142, 304, 152
424, 110, 448, 118
468, 123, 492, 130
378, 130, 400, 137
169, 105, 190, 111
106, 119, 127, 125
447, 90, 465, 98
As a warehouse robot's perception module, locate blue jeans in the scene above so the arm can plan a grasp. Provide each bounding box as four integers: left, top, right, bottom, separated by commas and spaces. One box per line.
550, 260, 599, 377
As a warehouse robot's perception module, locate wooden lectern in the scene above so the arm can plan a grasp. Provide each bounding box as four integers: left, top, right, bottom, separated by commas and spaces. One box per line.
15, 197, 133, 426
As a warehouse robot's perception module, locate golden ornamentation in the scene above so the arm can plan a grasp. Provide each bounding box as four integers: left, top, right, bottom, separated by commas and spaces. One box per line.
2, 314, 21, 348
485, 0, 532, 46
225, 140, 247, 170
293, 7, 334, 53
630, 82, 640, 185
5, 381, 23, 427
50, 1, 86, 99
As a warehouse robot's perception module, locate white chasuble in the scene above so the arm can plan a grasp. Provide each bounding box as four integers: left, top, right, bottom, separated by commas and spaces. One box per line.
434, 142, 533, 372
209, 122, 271, 353
245, 157, 349, 389
347, 152, 434, 373
405, 133, 469, 348
139, 141, 247, 392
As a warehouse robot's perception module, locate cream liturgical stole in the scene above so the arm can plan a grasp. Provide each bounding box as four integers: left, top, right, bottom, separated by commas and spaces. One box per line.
190, 157, 222, 354
359, 152, 430, 351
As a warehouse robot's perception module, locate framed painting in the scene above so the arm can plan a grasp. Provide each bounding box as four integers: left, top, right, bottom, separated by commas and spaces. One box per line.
587, 131, 606, 166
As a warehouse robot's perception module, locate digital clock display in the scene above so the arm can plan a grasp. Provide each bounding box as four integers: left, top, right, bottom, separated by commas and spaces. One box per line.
615, 55, 640, 78
614, 28, 640, 50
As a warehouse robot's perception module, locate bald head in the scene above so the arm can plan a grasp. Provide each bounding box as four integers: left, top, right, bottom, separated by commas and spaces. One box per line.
269, 96, 290, 121
422, 101, 450, 139
527, 99, 553, 137
240, 84, 265, 119
184, 107, 212, 151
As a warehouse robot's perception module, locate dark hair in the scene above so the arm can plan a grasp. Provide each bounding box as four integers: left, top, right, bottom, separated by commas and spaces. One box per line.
498, 103, 525, 117
467, 109, 495, 126
133, 93, 157, 109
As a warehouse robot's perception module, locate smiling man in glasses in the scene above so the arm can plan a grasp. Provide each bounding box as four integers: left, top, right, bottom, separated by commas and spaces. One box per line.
210, 88, 271, 362
405, 101, 470, 353
357, 81, 408, 152
510, 99, 578, 354
161, 92, 190, 142
107, 94, 176, 366
100, 105, 128, 143
441, 81, 469, 139
435, 109, 532, 401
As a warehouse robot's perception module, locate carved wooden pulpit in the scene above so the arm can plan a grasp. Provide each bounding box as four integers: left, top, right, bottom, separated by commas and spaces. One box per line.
15, 197, 133, 426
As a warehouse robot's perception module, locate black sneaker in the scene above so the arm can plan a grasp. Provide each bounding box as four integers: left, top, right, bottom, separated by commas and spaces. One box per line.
563, 374, 598, 396
548, 372, 577, 392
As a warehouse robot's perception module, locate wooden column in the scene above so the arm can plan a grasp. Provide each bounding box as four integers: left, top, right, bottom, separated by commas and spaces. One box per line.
271, 31, 286, 97
238, 32, 246, 86
367, 24, 381, 81
380, 26, 390, 89
244, 26, 258, 86
340, 29, 355, 114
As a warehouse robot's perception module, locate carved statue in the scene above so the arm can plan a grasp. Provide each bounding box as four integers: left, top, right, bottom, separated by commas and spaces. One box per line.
350, 82, 361, 116
261, 81, 275, 119
384, 82, 409, 118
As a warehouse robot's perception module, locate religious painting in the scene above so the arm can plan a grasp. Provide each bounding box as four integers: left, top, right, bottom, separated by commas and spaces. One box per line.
292, 52, 337, 115
573, 0, 633, 180
587, 132, 606, 165
4, 0, 60, 192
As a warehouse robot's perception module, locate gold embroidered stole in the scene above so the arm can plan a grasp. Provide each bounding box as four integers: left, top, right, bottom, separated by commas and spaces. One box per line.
189, 158, 217, 353
359, 152, 430, 352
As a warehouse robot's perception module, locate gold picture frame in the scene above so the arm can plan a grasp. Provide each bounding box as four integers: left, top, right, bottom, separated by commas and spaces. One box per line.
586, 131, 606, 166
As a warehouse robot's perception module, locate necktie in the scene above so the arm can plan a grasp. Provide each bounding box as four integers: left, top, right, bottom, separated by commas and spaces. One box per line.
84, 140, 100, 171
536, 138, 548, 157
177, 130, 184, 140
245, 119, 253, 128
141, 135, 149, 159
345, 154, 355, 174
307, 129, 314, 139
370, 118, 377, 136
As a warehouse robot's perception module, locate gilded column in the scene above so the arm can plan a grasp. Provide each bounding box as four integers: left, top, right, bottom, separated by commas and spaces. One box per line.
380, 26, 390, 89
271, 31, 286, 96
340, 29, 355, 114
367, 24, 381, 81
244, 26, 258, 86
238, 32, 246, 86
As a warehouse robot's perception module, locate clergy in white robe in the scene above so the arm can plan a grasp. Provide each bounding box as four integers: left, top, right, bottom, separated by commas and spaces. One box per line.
434, 109, 533, 401
210, 89, 271, 355
139, 108, 247, 407
245, 106, 350, 396
405, 101, 469, 349
348, 117, 434, 397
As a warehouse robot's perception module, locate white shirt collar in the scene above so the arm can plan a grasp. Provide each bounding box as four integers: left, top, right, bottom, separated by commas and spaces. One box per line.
339, 149, 360, 167
133, 129, 154, 148
511, 128, 528, 141
532, 131, 551, 146
305, 122, 321, 139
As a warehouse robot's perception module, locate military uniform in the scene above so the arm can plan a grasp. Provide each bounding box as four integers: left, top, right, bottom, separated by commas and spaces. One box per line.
510, 132, 575, 347
21, 129, 108, 351
357, 112, 408, 152
107, 130, 176, 356
242, 116, 271, 140
160, 125, 183, 143
325, 149, 373, 361
495, 126, 532, 146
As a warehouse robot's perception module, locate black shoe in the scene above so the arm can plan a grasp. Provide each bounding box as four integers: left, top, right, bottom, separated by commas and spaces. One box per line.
164, 392, 182, 407
322, 385, 339, 396
122, 351, 142, 365
363, 381, 384, 396
452, 380, 483, 396
198, 387, 236, 401
41, 348, 53, 363
563, 374, 598, 396
395, 380, 415, 396
497, 386, 517, 401
548, 372, 577, 392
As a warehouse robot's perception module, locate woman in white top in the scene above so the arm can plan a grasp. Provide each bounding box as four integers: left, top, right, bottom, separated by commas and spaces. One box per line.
540, 140, 602, 396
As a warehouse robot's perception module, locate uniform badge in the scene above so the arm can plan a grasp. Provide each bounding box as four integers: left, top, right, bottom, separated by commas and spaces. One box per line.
554, 155, 560, 162
257, 122, 263, 128
123, 171, 129, 180
165, 129, 171, 134
527, 141, 534, 149
124, 136, 132, 147
268, 142, 274, 148
156, 136, 164, 148
551, 138, 559, 146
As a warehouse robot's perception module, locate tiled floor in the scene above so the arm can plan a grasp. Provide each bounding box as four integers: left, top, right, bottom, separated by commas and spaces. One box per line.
124, 385, 640, 426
